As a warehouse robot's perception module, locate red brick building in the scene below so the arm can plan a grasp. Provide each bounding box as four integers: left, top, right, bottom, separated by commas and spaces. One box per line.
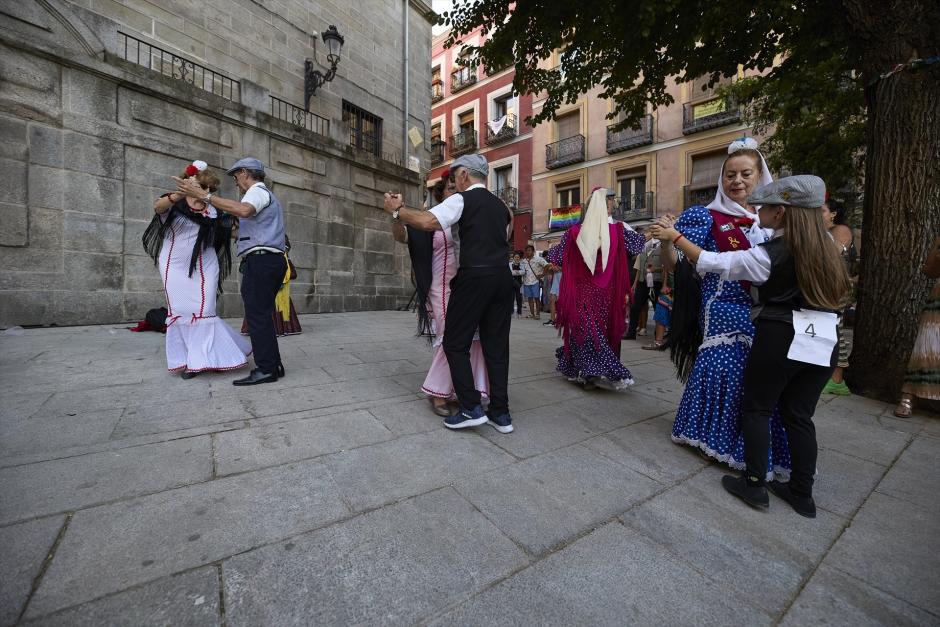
428, 27, 533, 251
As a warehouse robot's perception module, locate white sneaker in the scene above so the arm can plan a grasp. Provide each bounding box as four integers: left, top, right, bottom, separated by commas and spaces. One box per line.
637, 328, 647, 336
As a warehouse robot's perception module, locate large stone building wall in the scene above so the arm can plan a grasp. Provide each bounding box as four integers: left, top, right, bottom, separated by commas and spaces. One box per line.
0, 0, 434, 326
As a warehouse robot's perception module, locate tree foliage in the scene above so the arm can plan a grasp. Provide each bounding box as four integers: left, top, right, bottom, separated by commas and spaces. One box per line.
438, 0, 866, 200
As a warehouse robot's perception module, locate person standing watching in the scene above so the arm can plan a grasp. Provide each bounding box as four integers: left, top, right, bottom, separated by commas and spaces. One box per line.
521, 244, 547, 319
175, 157, 286, 385
380, 154, 516, 434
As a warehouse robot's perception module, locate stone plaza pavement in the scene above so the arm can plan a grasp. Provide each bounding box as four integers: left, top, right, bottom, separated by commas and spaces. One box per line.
0, 311, 937, 626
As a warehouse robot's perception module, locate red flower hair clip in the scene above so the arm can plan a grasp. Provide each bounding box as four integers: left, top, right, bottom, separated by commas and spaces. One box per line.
184, 160, 208, 177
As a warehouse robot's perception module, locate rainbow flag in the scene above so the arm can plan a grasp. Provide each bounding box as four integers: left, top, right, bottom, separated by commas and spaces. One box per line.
549, 204, 582, 230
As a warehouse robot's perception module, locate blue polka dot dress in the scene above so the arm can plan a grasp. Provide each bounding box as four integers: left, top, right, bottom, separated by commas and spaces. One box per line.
671, 206, 792, 479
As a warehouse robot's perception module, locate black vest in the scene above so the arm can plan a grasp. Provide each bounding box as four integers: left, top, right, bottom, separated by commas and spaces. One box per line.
456, 187, 510, 268
755, 237, 812, 322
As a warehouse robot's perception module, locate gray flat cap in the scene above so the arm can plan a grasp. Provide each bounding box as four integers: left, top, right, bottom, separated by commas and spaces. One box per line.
450, 154, 488, 177
605, 188, 616, 197
749, 174, 826, 208
225, 157, 265, 175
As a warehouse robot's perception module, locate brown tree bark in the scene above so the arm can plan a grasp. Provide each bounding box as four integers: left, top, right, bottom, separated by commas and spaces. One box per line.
842, 0, 940, 401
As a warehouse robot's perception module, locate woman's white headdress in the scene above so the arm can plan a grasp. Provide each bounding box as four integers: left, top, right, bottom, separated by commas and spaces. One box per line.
575, 189, 611, 274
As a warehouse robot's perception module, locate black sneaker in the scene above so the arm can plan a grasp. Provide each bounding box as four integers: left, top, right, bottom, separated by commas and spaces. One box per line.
488, 412, 513, 434
768, 480, 816, 518
444, 404, 488, 430
721, 474, 769, 510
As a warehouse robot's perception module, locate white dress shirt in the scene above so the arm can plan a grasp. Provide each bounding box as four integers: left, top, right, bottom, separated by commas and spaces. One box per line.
695, 232, 782, 285
428, 183, 487, 229
241, 182, 272, 214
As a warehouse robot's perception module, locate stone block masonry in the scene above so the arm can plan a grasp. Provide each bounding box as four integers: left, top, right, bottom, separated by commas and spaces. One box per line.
0, 0, 433, 326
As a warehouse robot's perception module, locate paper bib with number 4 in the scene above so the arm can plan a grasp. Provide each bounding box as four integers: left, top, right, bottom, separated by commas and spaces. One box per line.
787, 309, 838, 367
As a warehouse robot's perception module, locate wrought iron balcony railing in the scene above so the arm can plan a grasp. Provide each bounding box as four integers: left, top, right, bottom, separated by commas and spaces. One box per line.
431, 82, 444, 103
451, 70, 477, 93
496, 187, 518, 210
545, 134, 585, 169
612, 192, 655, 222
683, 185, 717, 209
485, 113, 517, 145
118, 31, 240, 102
449, 129, 477, 157
682, 97, 740, 134
430, 141, 445, 166
606, 115, 653, 153
270, 96, 329, 136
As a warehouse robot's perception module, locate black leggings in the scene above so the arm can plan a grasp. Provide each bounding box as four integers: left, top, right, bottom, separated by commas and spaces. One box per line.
740, 319, 833, 496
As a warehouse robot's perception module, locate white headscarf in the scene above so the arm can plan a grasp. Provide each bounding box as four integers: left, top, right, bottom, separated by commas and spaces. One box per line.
705, 137, 773, 218
575, 189, 611, 274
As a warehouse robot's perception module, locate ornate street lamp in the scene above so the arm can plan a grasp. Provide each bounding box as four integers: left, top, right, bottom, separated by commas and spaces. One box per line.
305, 25, 345, 110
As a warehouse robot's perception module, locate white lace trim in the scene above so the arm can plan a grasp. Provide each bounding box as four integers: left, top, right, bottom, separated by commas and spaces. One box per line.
671, 434, 792, 482
699, 332, 753, 351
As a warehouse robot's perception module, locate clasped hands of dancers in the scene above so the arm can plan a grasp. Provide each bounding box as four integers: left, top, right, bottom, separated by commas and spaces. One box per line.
151, 141, 850, 517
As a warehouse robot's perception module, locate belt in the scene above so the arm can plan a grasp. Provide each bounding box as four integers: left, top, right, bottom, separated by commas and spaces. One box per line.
244, 249, 282, 257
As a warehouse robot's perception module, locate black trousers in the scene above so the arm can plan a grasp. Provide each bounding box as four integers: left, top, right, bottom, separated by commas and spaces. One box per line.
628, 280, 662, 334
741, 319, 833, 497
240, 253, 287, 373
443, 267, 514, 416
512, 281, 523, 315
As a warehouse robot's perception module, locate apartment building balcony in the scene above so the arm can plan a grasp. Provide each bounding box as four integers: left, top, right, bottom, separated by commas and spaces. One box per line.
683, 185, 717, 209
430, 140, 445, 166
496, 186, 518, 210
485, 113, 518, 146
612, 192, 655, 222
451, 70, 477, 93
448, 129, 477, 157
606, 114, 653, 153
431, 82, 443, 103
682, 97, 740, 134
545, 134, 585, 169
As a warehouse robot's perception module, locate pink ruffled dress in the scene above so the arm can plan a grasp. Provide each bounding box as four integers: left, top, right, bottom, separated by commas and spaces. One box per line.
420, 228, 490, 399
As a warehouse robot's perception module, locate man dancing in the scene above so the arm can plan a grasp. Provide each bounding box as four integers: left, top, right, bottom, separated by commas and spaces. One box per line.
175, 157, 287, 385
381, 154, 515, 433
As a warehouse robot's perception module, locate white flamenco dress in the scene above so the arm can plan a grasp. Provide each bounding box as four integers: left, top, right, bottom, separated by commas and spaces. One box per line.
158, 210, 251, 373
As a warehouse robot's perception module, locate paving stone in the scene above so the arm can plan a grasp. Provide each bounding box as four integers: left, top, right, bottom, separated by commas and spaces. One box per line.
814, 406, 912, 466
324, 429, 516, 512
238, 377, 411, 417
457, 445, 661, 555
0, 408, 123, 457
561, 390, 677, 430
214, 409, 393, 475
27, 459, 350, 617
477, 404, 607, 459
366, 397, 440, 436
0, 437, 212, 524
813, 448, 887, 519
621, 466, 846, 617
0, 516, 63, 625
780, 564, 938, 627
825, 492, 940, 616
429, 522, 771, 626
27, 567, 220, 627
583, 416, 707, 484
113, 397, 253, 438
223, 488, 528, 626
875, 435, 940, 512
507, 378, 586, 412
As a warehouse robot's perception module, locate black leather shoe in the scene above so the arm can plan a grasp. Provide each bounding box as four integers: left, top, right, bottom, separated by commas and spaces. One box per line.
276, 364, 285, 378
233, 369, 279, 386
180, 370, 199, 380
722, 474, 769, 510
768, 480, 816, 518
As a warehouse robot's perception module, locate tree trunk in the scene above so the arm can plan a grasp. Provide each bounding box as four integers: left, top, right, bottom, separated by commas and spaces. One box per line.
843, 1, 940, 401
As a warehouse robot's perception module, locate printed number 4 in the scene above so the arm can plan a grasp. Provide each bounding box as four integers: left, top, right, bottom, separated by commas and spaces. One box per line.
804, 323, 816, 337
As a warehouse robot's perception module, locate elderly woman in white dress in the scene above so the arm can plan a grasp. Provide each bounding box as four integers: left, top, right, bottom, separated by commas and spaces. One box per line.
144, 160, 251, 379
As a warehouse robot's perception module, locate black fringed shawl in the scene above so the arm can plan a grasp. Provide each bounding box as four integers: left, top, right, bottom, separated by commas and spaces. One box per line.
406, 226, 435, 344
668, 257, 704, 383
142, 197, 234, 292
